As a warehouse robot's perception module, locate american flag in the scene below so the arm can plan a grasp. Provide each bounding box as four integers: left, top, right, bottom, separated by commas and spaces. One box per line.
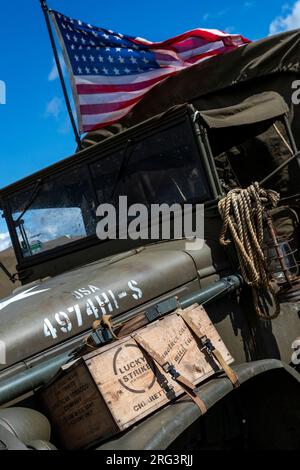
51, 10, 250, 133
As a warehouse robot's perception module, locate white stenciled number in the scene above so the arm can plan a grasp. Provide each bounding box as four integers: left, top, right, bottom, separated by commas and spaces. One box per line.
291, 338, 300, 365
43, 318, 58, 339
55, 311, 72, 333
86, 299, 99, 318
68, 305, 83, 327
128, 280, 143, 300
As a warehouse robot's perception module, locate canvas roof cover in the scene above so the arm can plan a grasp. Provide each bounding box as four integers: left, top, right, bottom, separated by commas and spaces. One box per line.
197, 92, 289, 129
81, 29, 300, 147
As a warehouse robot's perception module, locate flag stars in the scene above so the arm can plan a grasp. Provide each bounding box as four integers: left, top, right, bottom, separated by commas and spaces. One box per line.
58, 13, 163, 83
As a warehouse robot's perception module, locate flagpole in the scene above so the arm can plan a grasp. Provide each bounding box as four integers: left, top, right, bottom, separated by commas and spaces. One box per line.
40, 0, 82, 149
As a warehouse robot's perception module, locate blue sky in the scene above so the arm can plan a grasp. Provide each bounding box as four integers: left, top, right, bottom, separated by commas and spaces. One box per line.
1, 0, 300, 247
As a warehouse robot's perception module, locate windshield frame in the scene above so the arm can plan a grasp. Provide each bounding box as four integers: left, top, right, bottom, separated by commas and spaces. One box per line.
0, 104, 218, 269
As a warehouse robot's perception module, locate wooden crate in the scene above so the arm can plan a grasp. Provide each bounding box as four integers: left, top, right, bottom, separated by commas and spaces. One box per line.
40, 304, 233, 449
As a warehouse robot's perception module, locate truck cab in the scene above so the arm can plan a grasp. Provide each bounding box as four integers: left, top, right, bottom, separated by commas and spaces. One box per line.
0, 96, 299, 450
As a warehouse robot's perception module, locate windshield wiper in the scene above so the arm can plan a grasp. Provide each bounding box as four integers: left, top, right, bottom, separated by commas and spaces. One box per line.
15, 178, 44, 225
110, 139, 135, 199
0, 261, 16, 284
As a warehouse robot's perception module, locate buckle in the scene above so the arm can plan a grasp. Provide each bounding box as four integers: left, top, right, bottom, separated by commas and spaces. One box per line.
91, 325, 113, 346
200, 336, 215, 354
162, 361, 171, 373
162, 362, 180, 380
160, 376, 176, 400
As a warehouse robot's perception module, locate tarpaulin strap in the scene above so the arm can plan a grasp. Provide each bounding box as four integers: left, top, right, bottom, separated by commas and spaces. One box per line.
93, 315, 118, 340
178, 310, 240, 388
132, 332, 207, 414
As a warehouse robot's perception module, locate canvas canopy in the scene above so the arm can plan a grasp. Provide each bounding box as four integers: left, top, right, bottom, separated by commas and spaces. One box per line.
81, 29, 300, 148
197, 92, 289, 129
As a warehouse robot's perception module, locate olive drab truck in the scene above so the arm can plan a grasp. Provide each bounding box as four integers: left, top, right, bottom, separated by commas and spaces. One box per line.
0, 29, 300, 450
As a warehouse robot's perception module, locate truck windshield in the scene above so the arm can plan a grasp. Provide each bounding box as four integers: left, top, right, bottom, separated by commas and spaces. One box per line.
9, 165, 96, 257
5, 116, 212, 258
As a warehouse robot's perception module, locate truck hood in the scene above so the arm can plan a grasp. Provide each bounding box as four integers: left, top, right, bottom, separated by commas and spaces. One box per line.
0, 245, 199, 369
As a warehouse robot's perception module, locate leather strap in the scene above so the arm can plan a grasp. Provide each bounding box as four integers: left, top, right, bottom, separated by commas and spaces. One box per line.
132, 333, 207, 414
178, 310, 240, 388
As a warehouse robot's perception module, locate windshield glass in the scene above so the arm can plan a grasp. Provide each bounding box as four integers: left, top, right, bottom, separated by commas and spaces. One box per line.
0, 214, 11, 253
5, 116, 212, 259
9, 165, 96, 257
91, 119, 210, 207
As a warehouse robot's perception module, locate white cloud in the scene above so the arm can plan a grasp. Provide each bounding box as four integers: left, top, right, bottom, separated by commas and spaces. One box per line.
58, 118, 72, 135
282, 3, 291, 12
224, 26, 235, 33
20, 208, 86, 242
48, 53, 66, 81
45, 96, 63, 120
0, 232, 11, 252
269, 1, 300, 35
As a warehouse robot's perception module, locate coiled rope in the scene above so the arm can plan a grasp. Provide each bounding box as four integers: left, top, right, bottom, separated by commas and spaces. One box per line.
218, 182, 281, 319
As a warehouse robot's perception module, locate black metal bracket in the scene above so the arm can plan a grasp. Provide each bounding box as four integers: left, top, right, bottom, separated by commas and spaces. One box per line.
200, 335, 215, 355
162, 362, 180, 380
145, 297, 178, 322
90, 326, 114, 347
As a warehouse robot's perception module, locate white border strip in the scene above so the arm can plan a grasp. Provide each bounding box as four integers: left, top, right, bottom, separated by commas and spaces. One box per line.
50, 12, 83, 134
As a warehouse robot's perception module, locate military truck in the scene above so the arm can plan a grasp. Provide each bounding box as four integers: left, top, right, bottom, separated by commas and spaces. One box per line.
0, 30, 300, 450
